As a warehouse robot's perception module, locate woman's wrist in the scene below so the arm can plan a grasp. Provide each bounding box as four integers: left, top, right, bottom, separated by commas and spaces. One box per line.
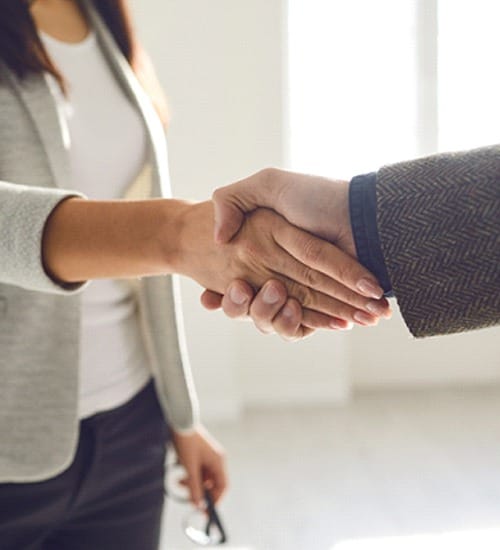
156, 198, 194, 273
172, 200, 216, 279
43, 196, 195, 283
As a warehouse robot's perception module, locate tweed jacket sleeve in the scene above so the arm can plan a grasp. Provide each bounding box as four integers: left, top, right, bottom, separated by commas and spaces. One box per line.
376, 145, 500, 337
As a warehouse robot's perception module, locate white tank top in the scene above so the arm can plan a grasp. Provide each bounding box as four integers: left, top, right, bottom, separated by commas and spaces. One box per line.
40, 30, 151, 418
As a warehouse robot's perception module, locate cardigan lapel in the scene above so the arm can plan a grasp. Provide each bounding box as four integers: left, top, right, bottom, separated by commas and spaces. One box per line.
1, 4, 168, 197
1, 63, 70, 189
82, 0, 172, 199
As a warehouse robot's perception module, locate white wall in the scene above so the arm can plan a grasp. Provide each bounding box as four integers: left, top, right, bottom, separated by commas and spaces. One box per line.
130, 0, 351, 421
130, 1, 499, 420
352, 307, 500, 390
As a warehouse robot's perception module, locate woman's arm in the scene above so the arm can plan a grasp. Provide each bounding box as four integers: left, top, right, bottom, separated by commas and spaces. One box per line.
42, 196, 190, 282
43, 197, 389, 325
0, 181, 85, 294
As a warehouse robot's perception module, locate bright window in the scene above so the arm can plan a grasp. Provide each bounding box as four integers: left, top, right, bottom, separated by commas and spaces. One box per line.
288, 0, 500, 176
438, 0, 500, 151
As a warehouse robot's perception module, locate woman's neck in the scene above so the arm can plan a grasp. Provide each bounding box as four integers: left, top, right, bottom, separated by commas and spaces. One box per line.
30, 0, 90, 44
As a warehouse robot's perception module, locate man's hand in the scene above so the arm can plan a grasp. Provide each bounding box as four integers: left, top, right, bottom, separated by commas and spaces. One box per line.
204, 168, 391, 339
213, 168, 356, 259
179, 201, 387, 326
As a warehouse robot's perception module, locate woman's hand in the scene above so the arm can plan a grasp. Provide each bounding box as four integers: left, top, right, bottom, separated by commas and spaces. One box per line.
201, 278, 392, 341
201, 279, 324, 340
172, 426, 228, 507
174, 201, 390, 326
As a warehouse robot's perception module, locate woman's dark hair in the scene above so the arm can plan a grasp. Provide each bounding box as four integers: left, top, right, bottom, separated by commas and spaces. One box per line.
0, 0, 168, 123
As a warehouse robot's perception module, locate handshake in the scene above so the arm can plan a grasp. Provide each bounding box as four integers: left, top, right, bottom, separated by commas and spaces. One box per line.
193, 168, 393, 341
189, 144, 500, 340
41, 146, 498, 340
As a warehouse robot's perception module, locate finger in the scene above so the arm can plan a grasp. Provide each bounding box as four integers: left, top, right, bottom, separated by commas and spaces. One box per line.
220, 280, 254, 319
268, 247, 382, 325
302, 308, 353, 331
269, 298, 304, 340
376, 297, 393, 319
200, 289, 223, 310
204, 461, 228, 504
183, 461, 204, 508
272, 300, 351, 340
248, 280, 288, 334
270, 227, 391, 320
247, 283, 342, 340
284, 278, 380, 326
273, 220, 386, 300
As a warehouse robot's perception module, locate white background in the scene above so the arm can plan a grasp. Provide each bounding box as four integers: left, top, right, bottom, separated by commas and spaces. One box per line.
130, 0, 499, 422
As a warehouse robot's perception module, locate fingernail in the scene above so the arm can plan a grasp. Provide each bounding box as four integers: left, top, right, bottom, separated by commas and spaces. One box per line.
263, 285, 280, 304
282, 304, 295, 319
330, 319, 354, 330
353, 310, 377, 325
357, 278, 383, 299
365, 301, 387, 316
229, 286, 247, 305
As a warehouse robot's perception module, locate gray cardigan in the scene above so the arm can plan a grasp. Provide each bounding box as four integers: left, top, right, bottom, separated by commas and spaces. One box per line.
0, 4, 198, 482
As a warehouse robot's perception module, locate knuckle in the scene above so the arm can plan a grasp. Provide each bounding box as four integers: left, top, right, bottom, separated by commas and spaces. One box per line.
335, 261, 354, 284
275, 319, 300, 341
301, 266, 321, 288
249, 307, 270, 326
211, 187, 223, 201
287, 282, 310, 306
279, 332, 298, 342
222, 304, 247, 319
302, 236, 324, 265
248, 207, 274, 227
260, 166, 278, 183
256, 323, 273, 335
236, 239, 259, 263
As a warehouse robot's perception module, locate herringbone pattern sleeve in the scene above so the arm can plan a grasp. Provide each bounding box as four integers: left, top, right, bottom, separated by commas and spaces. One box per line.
376, 145, 500, 337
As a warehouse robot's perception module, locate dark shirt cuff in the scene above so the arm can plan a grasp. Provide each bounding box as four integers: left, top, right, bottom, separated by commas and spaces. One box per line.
349, 173, 393, 297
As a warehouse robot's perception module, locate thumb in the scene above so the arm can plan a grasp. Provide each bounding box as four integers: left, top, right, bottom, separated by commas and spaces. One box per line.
212, 189, 246, 244
212, 169, 285, 243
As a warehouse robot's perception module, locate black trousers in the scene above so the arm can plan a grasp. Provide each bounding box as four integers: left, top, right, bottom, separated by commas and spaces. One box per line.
0, 380, 170, 550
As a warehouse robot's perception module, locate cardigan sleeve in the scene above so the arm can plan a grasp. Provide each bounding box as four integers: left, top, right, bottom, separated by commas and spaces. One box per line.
0, 179, 87, 294
375, 145, 500, 337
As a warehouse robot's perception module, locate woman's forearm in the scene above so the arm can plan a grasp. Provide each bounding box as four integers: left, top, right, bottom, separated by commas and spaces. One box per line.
42, 197, 192, 283
42, 196, 389, 326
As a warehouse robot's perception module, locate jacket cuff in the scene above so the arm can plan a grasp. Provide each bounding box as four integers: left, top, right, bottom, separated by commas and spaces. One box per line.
0, 181, 88, 294
349, 173, 393, 296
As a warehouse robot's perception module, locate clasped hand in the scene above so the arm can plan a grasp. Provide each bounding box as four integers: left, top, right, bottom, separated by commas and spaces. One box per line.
176, 175, 391, 340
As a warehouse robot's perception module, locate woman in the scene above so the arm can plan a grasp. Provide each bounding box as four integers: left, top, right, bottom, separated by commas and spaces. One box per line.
0, 1, 390, 548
